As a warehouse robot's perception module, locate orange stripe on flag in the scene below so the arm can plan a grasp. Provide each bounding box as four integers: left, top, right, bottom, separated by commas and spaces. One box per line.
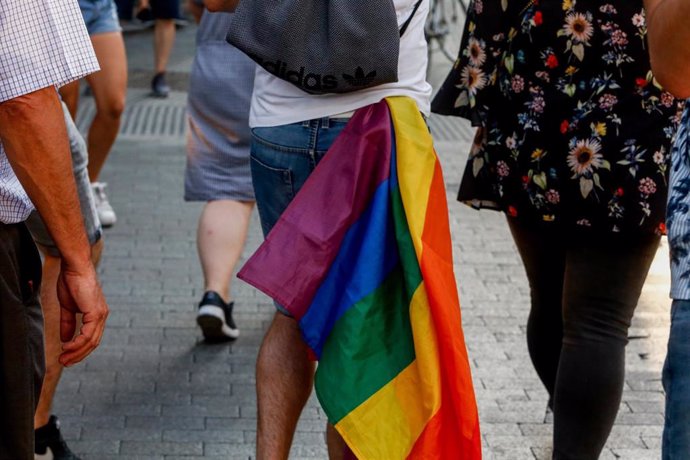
409, 160, 481, 458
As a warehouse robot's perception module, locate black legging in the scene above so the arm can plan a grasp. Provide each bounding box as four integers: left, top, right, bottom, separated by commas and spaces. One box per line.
507, 218, 660, 460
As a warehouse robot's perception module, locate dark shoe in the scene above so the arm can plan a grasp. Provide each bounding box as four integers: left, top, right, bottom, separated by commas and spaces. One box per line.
135, 6, 154, 23
35, 415, 81, 460
151, 72, 170, 98
197, 291, 239, 342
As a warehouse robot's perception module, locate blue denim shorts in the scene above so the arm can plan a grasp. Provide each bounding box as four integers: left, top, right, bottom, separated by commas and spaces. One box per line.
250, 117, 349, 314
79, 0, 122, 35
250, 118, 349, 237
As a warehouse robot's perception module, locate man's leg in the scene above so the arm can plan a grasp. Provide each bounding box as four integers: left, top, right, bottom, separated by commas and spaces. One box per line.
34, 240, 103, 429
197, 200, 254, 301
326, 424, 356, 460
28, 101, 104, 453
58, 81, 80, 121
0, 224, 44, 460
256, 313, 315, 460
250, 119, 349, 458
662, 299, 690, 459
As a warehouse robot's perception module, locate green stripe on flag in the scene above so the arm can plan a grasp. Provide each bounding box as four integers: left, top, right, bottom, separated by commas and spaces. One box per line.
314, 182, 423, 422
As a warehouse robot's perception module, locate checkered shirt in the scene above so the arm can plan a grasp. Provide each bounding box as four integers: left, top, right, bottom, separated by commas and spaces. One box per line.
0, 0, 99, 224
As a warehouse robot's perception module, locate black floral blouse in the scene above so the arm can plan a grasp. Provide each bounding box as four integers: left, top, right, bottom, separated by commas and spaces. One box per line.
432, 0, 684, 235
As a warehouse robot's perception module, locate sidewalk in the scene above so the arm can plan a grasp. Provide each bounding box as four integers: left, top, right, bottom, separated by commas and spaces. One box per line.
56, 18, 671, 460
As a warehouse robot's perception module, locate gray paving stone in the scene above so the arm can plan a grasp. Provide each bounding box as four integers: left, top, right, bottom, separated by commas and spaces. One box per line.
67, 440, 120, 455
610, 448, 659, 459
81, 427, 162, 442
125, 415, 207, 431
120, 441, 203, 456
203, 443, 255, 456
162, 429, 244, 443
161, 403, 240, 418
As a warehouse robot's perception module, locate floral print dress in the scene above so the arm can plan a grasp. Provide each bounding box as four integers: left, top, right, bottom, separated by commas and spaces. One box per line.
432, 0, 683, 235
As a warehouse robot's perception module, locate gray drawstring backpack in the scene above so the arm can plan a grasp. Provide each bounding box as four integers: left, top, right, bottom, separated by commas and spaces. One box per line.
226, 0, 423, 94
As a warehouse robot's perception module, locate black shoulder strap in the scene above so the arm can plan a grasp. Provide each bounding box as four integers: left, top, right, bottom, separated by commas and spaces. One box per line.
399, 0, 424, 37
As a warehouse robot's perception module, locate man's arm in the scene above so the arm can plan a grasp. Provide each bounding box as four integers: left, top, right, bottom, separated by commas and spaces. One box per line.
204, 0, 239, 12
0, 87, 108, 366
645, 0, 690, 98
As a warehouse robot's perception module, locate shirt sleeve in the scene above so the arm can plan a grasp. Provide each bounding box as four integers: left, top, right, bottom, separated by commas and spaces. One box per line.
0, 0, 100, 103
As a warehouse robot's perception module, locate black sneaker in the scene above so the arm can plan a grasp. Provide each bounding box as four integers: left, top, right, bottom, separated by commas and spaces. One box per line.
197, 291, 239, 342
151, 72, 170, 98
35, 415, 81, 460
135, 6, 154, 23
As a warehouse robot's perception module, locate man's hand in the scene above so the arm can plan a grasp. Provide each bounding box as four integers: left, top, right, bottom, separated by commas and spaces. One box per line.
204, 0, 239, 12
56, 261, 108, 366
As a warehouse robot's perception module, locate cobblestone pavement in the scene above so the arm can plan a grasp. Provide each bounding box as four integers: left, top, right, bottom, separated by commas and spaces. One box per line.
55, 17, 671, 460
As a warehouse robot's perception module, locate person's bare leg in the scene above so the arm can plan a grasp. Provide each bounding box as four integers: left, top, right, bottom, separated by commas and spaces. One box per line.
84, 32, 127, 182
197, 200, 254, 302
256, 313, 315, 460
33, 254, 62, 429
59, 81, 80, 121
326, 423, 355, 460
34, 239, 104, 428
154, 19, 175, 75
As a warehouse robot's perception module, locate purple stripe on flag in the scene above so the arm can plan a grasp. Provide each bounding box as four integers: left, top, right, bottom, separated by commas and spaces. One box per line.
238, 101, 393, 319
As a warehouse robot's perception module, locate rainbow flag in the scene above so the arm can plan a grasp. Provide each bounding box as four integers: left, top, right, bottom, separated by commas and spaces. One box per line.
238, 97, 481, 459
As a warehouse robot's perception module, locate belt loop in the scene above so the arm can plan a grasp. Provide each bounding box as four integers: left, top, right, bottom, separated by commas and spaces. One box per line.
302, 119, 310, 128
322, 117, 331, 129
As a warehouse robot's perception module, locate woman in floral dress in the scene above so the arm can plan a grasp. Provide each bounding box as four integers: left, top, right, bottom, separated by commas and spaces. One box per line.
432, 0, 683, 457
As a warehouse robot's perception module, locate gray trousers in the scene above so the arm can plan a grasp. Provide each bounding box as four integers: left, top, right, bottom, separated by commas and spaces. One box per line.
0, 223, 44, 460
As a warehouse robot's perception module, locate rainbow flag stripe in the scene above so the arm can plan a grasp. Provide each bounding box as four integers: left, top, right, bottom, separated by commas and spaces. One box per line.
238, 97, 481, 459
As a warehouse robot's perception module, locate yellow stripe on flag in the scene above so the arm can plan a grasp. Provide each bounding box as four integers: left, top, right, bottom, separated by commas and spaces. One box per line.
336, 283, 442, 459
386, 97, 437, 260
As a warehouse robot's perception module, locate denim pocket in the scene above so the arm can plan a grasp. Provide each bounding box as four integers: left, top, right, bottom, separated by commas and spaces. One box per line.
249, 153, 295, 237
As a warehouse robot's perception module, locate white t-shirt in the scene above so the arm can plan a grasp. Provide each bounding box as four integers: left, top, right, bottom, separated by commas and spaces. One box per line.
249, 0, 431, 128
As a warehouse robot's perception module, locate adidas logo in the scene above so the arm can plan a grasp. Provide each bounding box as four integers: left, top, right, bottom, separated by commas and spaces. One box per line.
251, 56, 338, 91
250, 55, 379, 91
343, 67, 378, 87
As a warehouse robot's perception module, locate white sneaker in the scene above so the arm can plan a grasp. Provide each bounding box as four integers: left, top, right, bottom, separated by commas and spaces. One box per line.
91, 182, 117, 227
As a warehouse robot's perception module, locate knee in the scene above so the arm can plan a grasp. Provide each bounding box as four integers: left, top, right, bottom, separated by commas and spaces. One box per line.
562, 309, 631, 347
157, 18, 175, 29
97, 96, 125, 121
257, 314, 311, 367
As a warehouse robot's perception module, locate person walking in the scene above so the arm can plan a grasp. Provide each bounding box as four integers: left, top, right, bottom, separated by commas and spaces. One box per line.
184, 1, 256, 342
60, 0, 128, 228
207, 0, 432, 456
0, 0, 109, 458
431, 0, 683, 458
136, 0, 181, 97
26, 104, 105, 460
644, 0, 690, 456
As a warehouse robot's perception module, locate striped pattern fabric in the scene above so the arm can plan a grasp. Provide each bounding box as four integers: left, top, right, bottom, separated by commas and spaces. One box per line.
668, 102, 690, 300
239, 97, 481, 458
